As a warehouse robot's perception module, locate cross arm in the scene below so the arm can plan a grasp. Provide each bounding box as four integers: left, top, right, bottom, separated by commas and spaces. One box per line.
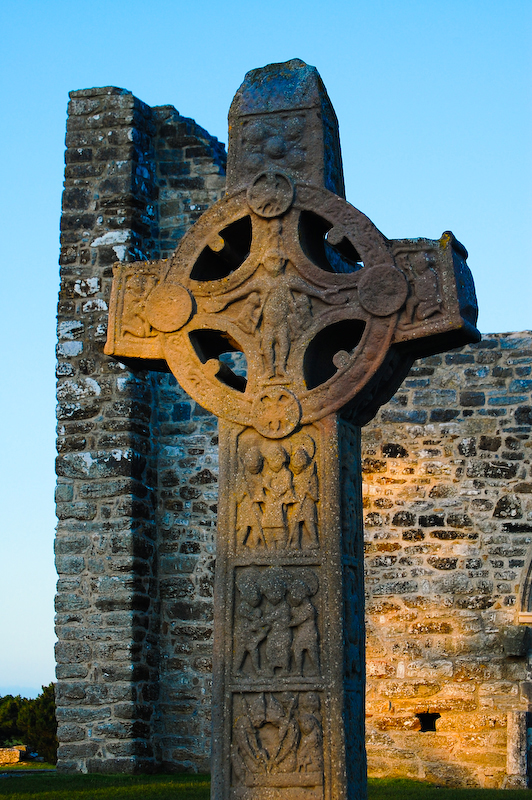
390, 231, 479, 355
104, 258, 174, 370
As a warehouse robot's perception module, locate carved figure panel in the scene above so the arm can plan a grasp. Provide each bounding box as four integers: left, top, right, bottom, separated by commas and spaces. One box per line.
236, 429, 320, 551
394, 244, 443, 330
391, 233, 478, 349
231, 691, 324, 790
105, 261, 166, 361
237, 113, 308, 185
233, 566, 321, 680
121, 272, 159, 339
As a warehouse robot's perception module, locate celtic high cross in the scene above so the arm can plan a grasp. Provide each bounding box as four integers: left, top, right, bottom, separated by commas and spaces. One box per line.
105, 60, 479, 800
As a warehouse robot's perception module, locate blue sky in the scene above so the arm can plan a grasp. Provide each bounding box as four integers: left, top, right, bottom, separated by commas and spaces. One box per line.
0, 0, 530, 696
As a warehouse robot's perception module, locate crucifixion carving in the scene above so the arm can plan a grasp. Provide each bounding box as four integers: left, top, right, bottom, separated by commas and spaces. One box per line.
105, 59, 479, 800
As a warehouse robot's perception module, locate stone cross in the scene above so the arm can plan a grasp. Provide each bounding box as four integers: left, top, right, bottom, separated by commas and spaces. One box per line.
105, 59, 479, 800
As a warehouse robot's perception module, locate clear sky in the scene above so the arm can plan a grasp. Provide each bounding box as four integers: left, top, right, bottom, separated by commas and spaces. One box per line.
0, 0, 530, 697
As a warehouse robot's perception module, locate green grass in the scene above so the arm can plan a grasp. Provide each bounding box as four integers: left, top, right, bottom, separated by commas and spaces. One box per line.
0, 775, 530, 800
0, 773, 210, 799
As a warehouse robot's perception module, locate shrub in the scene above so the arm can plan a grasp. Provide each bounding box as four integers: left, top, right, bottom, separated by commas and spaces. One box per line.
0, 683, 58, 764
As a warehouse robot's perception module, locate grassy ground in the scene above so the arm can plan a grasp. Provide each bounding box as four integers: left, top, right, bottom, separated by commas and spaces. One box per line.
0, 774, 530, 799
0, 773, 210, 799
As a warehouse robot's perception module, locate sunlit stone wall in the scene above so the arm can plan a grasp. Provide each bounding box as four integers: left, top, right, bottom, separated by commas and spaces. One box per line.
362, 332, 532, 788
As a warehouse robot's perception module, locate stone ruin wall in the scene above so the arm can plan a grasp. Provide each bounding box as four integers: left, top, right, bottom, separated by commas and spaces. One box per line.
56, 86, 225, 773
361, 334, 532, 788
0, 747, 26, 766
55, 86, 532, 785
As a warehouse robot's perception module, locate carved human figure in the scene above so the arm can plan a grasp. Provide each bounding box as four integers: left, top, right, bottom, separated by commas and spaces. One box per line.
237, 446, 266, 548
288, 446, 319, 549
235, 290, 262, 335
290, 291, 314, 336
261, 443, 296, 549
400, 252, 442, 328
296, 693, 323, 774
121, 274, 157, 338
258, 250, 295, 378
205, 233, 343, 380
232, 694, 268, 781
260, 570, 291, 676
288, 576, 320, 676
234, 572, 269, 676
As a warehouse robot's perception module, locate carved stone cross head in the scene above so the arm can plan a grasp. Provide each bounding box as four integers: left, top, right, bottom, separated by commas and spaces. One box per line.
105, 58, 479, 436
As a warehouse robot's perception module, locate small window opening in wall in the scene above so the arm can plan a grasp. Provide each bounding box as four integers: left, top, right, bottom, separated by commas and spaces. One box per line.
416, 712, 440, 732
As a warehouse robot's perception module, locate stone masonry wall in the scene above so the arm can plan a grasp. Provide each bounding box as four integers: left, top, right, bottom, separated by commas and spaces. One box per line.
56, 86, 532, 785
362, 332, 532, 788
0, 747, 25, 766
55, 86, 225, 774
151, 376, 218, 771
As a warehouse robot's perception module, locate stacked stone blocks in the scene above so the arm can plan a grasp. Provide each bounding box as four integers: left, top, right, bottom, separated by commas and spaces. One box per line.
363, 333, 532, 787
56, 87, 225, 772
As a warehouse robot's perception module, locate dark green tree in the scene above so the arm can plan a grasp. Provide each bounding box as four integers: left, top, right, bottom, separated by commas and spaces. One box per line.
0, 695, 24, 745
16, 684, 58, 764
